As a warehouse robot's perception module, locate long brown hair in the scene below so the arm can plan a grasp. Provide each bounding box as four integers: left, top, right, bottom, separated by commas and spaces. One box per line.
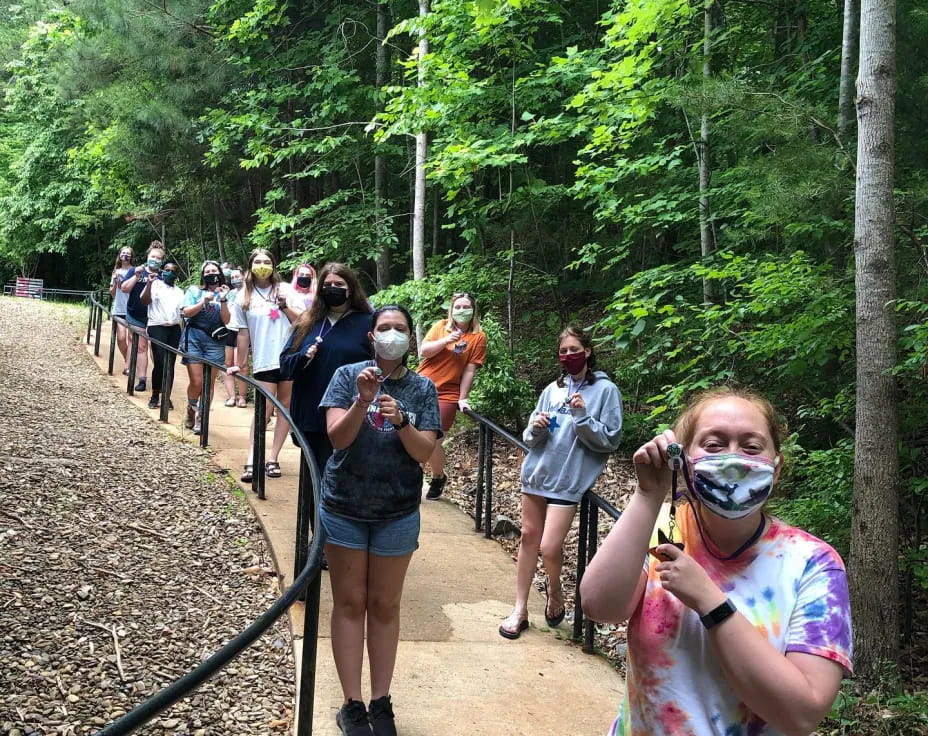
288, 262, 371, 351
556, 325, 599, 387
241, 248, 280, 311
113, 247, 133, 271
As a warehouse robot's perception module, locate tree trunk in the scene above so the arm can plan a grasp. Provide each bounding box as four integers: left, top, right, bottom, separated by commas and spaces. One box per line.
698, 0, 718, 305
374, 0, 392, 290
838, 0, 859, 139
849, 0, 899, 683
411, 0, 429, 291
213, 190, 226, 263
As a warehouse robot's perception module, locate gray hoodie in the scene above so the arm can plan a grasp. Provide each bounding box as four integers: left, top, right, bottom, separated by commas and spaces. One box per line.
521, 371, 623, 502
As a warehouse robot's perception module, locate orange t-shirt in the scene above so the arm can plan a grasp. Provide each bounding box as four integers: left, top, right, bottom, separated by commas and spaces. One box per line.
417, 319, 487, 402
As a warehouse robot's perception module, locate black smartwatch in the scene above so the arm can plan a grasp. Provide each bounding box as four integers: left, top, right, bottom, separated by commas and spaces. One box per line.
700, 599, 736, 630
396, 411, 410, 429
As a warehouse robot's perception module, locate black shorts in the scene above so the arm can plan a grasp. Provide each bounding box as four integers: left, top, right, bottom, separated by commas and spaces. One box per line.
253, 368, 283, 384
546, 497, 578, 507
224, 329, 238, 348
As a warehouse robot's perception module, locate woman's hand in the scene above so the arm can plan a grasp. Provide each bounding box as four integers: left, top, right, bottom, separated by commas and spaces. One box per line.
458, 397, 470, 412
226, 365, 240, 376
446, 328, 463, 344
304, 343, 318, 361
277, 293, 288, 309
356, 367, 379, 403
654, 544, 726, 614
202, 290, 215, 304
378, 394, 402, 425
533, 412, 550, 430
569, 393, 585, 411
632, 429, 677, 497
218, 285, 230, 300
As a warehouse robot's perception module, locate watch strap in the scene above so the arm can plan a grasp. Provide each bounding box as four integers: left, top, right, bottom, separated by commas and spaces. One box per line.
397, 411, 410, 429
700, 599, 736, 630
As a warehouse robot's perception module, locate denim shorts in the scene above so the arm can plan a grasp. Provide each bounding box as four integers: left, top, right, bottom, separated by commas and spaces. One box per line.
181, 328, 226, 366
319, 506, 420, 557
126, 314, 147, 330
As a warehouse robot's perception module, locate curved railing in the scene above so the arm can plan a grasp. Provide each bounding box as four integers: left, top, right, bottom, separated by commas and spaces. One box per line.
85, 291, 322, 735
462, 407, 621, 653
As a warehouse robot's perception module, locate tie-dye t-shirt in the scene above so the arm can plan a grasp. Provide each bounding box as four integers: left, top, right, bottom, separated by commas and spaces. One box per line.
610, 505, 853, 736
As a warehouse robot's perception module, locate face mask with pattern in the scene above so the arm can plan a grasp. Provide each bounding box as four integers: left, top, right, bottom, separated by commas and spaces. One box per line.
688, 453, 778, 519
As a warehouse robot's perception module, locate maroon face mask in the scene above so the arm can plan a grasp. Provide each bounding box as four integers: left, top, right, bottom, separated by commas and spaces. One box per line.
559, 351, 587, 375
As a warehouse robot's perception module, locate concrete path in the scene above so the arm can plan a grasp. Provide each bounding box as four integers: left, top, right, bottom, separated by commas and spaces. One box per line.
85, 319, 623, 736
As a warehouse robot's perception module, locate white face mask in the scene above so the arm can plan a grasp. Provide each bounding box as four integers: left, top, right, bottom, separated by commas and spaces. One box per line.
373, 329, 410, 360
689, 453, 779, 519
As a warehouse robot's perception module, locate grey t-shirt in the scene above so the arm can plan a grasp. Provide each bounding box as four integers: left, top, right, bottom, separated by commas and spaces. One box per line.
319, 361, 443, 521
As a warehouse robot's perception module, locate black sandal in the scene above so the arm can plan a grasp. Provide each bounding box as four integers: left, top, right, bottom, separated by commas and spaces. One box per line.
265, 461, 282, 478
544, 579, 566, 628
499, 611, 529, 640
241, 464, 253, 482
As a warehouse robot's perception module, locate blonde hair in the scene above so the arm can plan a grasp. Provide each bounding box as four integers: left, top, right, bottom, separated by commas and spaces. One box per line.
673, 386, 786, 453
242, 248, 280, 311
446, 292, 481, 333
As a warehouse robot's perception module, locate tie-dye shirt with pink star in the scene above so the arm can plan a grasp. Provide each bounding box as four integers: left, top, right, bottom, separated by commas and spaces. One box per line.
609, 505, 853, 736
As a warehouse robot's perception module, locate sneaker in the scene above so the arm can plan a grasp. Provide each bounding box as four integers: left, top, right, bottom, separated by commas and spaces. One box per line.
193, 412, 202, 435
185, 404, 196, 429
336, 699, 372, 736
368, 695, 396, 736
147, 395, 159, 409
135, 378, 147, 392
426, 475, 446, 500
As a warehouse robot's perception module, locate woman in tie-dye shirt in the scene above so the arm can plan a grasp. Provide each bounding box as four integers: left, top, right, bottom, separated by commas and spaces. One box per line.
581, 387, 852, 736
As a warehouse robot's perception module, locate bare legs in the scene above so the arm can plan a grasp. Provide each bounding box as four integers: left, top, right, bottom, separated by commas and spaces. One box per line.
501, 494, 577, 634
135, 333, 150, 381
427, 440, 447, 479
326, 544, 413, 703
115, 321, 129, 365
244, 379, 292, 466
222, 346, 236, 401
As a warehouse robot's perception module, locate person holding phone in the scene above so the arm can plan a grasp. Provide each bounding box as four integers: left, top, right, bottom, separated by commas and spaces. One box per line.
416, 292, 487, 499
499, 326, 623, 640
181, 261, 231, 433
580, 388, 852, 736
120, 241, 165, 392
109, 247, 134, 373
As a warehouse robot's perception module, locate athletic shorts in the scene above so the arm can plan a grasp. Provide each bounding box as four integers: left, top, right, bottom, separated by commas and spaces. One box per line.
320, 506, 420, 557
438, 400, 458, 433
253, 368, 283, 384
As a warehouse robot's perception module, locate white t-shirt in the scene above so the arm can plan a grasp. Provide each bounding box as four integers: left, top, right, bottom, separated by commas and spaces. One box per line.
227, 282, 303, 373
147, 281, 185, 327
610, 505, 853, 736
112, 267, 132, 315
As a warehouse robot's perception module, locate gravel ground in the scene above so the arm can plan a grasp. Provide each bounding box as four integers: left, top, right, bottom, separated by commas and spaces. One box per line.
0, 298, 294, 735
443, 424, 637, 666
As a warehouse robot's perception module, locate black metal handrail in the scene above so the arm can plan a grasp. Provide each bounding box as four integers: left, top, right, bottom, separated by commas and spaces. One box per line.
85, 291, 322, 735
462, 407, 621, 654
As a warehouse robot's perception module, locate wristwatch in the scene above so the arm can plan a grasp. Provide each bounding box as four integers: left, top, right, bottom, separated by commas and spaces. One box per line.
700, 599, 736, 630
396, 410, 410, 429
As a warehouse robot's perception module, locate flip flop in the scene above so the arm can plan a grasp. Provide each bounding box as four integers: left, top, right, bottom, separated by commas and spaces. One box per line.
224, 397, 236, 407
499, 612, 529, 640
544, 579, 566, 628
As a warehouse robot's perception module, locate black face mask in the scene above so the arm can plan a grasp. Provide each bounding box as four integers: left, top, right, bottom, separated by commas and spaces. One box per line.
204, 273, 222, 287
296, 276, 313, 289
321, 286, 348, 307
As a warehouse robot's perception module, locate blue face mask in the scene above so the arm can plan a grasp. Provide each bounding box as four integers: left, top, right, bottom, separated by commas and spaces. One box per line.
161, 271, 177, 285
147, 257, 163, 270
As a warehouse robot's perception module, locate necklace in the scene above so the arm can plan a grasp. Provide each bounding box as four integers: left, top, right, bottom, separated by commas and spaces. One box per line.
371, 359, 405, 384
315, 311, 347, 344
254, 284, 280, 321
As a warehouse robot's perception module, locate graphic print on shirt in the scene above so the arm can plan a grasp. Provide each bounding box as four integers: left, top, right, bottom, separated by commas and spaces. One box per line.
365, 398, 417, 433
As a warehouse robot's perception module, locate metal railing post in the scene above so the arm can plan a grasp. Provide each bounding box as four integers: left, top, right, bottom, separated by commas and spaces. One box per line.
474, 423, 486, 532
93, 304, 103, 357
253, 393, 267, 499
573, 494, 590, 642
127, 331, 139, 395
296, 567, 322, 736
85, 299, 93, 344
583, 503, 599, 654
107, 317, 117, 376
294, 452, 313, 601
484, 430, 493, 539
200, 363, 212, 447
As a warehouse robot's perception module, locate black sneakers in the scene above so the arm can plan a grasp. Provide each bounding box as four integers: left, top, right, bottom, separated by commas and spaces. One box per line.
147, 395, 159, 409
426, 475, 447, 500
368, 696, 397, 736
336, 699, 372, 736
134, 378, 147, 392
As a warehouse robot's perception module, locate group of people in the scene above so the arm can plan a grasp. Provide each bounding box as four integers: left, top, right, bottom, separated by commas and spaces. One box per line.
108, 243, 853, 736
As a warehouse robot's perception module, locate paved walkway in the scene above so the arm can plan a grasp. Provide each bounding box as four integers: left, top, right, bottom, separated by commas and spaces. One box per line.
86, 319, 623, 736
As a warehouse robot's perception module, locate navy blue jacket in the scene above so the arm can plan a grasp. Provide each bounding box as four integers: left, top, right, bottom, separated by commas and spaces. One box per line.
280, 310, 373, 433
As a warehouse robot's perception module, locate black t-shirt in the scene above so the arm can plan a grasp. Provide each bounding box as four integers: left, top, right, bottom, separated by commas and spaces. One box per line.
126, 266, 155, 324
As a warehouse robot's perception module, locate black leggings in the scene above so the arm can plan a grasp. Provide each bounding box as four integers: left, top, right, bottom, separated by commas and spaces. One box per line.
147, 324, 182, 397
